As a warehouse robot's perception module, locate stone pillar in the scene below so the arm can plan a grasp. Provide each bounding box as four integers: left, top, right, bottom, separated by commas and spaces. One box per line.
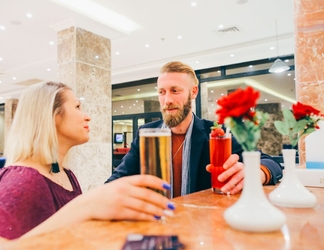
4, 99, 18, 144
256, 103, 282, 156
295, 1, 324, 167
57, 27, 111, 192
200, 82, 209, 119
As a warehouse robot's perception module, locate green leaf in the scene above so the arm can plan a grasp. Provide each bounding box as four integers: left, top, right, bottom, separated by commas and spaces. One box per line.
293, 120, 308, 133
274, 121, 289, 135
282, 107, 296, 129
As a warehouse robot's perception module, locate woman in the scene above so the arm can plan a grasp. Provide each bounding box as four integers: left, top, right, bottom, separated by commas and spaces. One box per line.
0, 81, 174, 240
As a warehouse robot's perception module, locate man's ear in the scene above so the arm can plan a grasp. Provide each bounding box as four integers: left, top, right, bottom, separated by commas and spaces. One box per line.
191, 85, 199, 99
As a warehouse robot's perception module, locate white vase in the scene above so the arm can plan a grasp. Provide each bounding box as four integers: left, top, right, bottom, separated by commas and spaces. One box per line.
224, 151, 286, 232
269, 149, 317, 208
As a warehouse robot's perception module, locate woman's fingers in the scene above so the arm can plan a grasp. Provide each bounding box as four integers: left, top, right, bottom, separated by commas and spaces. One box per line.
126, 174, 171, 191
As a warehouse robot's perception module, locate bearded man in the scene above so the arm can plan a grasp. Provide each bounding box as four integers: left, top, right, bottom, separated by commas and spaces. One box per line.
105, 61, 283, 198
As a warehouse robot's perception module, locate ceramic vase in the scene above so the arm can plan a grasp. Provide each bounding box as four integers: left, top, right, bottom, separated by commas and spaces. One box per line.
224, 151, 286, 232
269, 149, 317, 208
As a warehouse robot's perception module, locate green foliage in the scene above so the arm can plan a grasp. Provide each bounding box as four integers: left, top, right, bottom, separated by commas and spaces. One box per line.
274, 107, 320, 147
225, 110, 268, 151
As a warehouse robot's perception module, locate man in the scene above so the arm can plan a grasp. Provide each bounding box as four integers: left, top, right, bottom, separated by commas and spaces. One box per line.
106, 61, 283, 197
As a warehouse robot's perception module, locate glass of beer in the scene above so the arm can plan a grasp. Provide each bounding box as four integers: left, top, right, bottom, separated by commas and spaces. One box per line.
209, 133, 232, 194
139, 128, 171, 198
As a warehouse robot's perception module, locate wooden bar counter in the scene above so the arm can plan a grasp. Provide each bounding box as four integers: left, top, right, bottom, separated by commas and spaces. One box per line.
2, 186, 324, 249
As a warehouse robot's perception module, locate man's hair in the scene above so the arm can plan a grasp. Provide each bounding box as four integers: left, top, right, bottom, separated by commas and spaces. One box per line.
160, 61, 199, 86
4, 81, 71, 166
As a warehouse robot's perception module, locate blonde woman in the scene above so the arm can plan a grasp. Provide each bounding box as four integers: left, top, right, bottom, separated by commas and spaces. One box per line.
0, 82, 174, 241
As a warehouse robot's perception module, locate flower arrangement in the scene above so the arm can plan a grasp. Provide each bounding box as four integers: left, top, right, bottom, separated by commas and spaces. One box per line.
215, 86, 269, 151
274, 102, 324, 147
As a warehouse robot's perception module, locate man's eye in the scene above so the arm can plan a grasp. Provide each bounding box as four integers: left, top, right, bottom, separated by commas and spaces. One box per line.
76, 105, 81, 109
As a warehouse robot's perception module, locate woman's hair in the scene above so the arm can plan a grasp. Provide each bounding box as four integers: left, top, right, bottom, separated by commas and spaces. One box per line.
4, 81, 71, 166
160, 61, 199, 86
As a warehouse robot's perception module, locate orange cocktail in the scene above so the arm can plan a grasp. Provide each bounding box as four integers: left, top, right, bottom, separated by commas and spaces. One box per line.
209, 133, 231, 194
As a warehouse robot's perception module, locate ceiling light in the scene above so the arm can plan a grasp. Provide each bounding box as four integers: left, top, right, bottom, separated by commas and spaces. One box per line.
115, 52, 120, 55
26, 13, 33, 18
145, 44, 149, 48
230, 54, 234, 57
95, 55, 99, 59
249, 65, 253, 68
13, 77, 16, 80
177, 35, 182, 39
287, 73, 291, 76
219, 24, 224, 29
47, 68, 51, 71
269, 59, 290, 73
49, 0, 140, 34
0, 57, 3, 61
0, 81, 2, 83
0, 26, 5, 30
195, 61, 200, 64
285, 59, 289, 62
49, 41, 54, 45
191, 2, 197, 7
269, 20, 290, 73
270, 46, 275, 50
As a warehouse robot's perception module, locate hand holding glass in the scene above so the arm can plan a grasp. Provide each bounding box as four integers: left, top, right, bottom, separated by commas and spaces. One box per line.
139, 128, 171, 198
209, 133, 232, 194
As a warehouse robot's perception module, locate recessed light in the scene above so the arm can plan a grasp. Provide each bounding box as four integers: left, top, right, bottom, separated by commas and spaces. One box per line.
249, 65, 253, 68
95, 55, 99, 59
217, 70, 221, 73
230, 54, 234, 57
0, 26, 5, 30
177, 35, 182, 39
137, 89, 140, 91
221, 93, 224, 96
115, 52, 120, 55
0, 57, 3, 61
195, 61, 200, 64
0, 81, 2, 83
265, 99, 268, 101
287, 73, 291, 76
47, 68, 51, 71
0, 97, 3, 100
270, 46, 275, 50
49, 41, 54, 45
13, 77, 16, 80
136, 100, 139, 102
26, 13, 33, 18
121, 105, 123, 108
211, 90, 214, 93
285, 59, 289, 62
218, 24, 224, 29
145, 44, 149, 48
191, 2, 197, 7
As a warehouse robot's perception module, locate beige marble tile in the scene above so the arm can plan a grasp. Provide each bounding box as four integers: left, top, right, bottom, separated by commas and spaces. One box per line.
57, 27, 75, 64
65, 143, 111, 192
76, 28, 111, 69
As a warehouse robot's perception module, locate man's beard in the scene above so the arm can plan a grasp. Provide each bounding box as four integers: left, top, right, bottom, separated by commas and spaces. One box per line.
161, 94, 192, 128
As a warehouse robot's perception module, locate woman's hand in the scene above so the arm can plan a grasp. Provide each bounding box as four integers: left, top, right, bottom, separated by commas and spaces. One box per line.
82, 175, 174, 221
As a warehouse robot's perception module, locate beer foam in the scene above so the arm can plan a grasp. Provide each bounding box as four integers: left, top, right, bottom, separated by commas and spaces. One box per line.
139, 132, 171, 137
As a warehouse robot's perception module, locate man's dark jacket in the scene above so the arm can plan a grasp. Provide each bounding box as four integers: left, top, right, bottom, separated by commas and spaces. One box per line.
106, 115, 283, 193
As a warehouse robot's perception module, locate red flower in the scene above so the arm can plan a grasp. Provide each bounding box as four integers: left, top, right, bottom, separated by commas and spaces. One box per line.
292, 102, 320, 120
216, 86, 260, 124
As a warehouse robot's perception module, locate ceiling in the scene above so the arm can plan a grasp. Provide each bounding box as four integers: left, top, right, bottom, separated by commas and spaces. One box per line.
0, 0, 295, 105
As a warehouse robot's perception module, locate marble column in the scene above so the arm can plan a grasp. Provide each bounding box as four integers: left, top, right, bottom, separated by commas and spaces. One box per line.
57, 27, 111, 192
4, 99, 18, 145
295, 0, 324, 166
199, 81, 209, 119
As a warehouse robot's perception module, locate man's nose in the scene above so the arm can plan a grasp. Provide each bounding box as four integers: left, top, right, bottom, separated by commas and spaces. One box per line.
164, 91, 173, 104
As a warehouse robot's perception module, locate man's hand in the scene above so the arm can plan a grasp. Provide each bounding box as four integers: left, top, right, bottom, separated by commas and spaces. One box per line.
206, 154, 266, 195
